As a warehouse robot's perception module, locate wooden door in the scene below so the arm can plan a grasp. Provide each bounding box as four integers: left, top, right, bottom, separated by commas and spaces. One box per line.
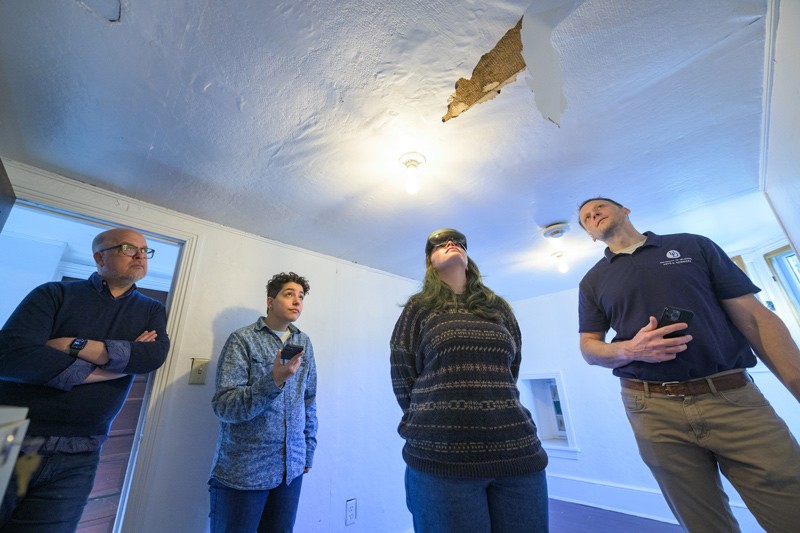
76, 375, 147, 532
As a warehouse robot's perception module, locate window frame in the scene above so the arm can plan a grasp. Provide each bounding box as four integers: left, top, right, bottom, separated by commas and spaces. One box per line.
764, 245, 800, 328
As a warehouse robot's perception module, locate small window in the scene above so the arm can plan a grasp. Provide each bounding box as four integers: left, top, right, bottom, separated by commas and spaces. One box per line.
518, 371, 579, 459
764, 245, 800, 327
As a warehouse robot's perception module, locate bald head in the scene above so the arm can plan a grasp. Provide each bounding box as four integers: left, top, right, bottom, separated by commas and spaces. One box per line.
92, 228, 146, 253
92, 228, 150, 291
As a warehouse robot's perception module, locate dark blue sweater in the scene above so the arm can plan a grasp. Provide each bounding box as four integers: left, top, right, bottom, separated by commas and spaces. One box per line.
0, 273, 169, 437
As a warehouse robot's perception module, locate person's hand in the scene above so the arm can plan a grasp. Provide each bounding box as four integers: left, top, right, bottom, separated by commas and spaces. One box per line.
135, 330, 158, 342
272, 348, 303, 387
304, 467, 311, 474
625, 316, 693, 363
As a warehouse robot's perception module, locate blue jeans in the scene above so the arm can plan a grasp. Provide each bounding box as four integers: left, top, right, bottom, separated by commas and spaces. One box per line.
405, 466, 549, 533
0, 450, 101, 532
209, 475, 304, 533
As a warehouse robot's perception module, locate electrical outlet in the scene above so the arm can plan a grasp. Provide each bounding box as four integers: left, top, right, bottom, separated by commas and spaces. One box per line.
345, 498, 356, 526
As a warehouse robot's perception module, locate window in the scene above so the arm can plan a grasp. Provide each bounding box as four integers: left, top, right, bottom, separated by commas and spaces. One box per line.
765, 245, 800, 327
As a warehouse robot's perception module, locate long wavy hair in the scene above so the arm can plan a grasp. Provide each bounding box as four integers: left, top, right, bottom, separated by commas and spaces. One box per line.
407, 255, 511, 322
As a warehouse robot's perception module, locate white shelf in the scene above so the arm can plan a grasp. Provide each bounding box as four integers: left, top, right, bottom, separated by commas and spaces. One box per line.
519, 371, 579, 459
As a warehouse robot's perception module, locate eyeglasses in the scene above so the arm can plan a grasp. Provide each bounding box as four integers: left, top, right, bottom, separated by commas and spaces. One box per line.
428, 231, 467, 251
98, 243, 155, 258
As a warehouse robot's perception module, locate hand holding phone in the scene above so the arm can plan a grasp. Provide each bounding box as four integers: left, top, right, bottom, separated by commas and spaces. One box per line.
280, 343, 304, 363
656, 306, 694, 338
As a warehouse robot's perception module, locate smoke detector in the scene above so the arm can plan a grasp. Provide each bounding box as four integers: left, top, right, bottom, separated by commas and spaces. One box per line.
542, 223, 570, 238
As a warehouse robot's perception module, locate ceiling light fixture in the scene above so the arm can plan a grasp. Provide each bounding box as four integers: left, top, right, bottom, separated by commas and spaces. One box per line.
399, 152, 426, 194
542, 222, 570, 238
543, 223, 570, 273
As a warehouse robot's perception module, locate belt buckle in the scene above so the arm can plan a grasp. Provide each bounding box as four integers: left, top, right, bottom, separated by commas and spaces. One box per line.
660, 381, 685, 397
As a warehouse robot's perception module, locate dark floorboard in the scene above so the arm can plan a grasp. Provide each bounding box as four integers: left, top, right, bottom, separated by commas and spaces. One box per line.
550, 499, 682, 532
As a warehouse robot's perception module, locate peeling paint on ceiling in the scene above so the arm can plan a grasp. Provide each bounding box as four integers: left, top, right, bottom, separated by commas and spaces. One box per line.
442, 17, 526, 122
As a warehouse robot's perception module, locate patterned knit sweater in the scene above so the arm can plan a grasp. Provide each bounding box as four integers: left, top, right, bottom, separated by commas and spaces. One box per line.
390, 297, 548, 478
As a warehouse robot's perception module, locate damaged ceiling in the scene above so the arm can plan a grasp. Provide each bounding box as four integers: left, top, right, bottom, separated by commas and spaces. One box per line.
442, 17, 526, 123
0, 0, 787, 300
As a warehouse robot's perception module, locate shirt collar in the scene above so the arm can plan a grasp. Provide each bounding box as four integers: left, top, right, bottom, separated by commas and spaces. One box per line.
89, 272, 138, 298
255, 316, 301, 335
603, 231, 661, 262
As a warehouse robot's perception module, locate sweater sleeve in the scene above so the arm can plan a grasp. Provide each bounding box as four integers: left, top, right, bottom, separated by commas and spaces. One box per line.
390, 302, 421, 413
0, 283, 80, 384
118, 298, 170, 374
505, 307, 523, 381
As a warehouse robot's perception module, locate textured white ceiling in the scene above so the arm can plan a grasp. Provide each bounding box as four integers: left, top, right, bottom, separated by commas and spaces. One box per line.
0, 0, 785, 300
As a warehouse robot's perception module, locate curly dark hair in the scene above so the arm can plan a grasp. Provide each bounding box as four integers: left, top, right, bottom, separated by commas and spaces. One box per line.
265, 272, 310, 298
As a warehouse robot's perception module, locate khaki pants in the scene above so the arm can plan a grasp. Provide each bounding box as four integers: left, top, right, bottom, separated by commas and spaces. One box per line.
622, 379, 800, 533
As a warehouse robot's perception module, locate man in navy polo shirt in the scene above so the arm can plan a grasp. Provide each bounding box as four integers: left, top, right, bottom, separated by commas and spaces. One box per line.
577, 198, 800, 532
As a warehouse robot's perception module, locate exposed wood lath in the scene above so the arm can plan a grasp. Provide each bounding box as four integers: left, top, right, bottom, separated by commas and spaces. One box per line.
442, 17, 526, 122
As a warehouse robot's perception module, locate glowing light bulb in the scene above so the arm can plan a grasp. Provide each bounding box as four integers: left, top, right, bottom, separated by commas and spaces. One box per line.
399, 152, 426, 195
405, 164, 420, 194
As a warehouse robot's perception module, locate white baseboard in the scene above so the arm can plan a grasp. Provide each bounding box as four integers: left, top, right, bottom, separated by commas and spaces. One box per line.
547, 474, 677, 523
546, 473, 765, 531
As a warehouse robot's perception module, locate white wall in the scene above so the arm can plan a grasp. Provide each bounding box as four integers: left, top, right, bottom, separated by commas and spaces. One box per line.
765, 0, 800, 248
6, 161, 417, 533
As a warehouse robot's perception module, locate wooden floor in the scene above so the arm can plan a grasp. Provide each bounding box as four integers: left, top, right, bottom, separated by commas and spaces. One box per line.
550, 499, 682, 532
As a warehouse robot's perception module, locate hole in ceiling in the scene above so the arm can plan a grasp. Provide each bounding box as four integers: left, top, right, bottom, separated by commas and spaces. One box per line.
442, 17, 526, 123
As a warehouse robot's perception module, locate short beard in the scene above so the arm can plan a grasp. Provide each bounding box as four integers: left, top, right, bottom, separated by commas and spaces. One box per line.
120, 270, 146, 285
595, 217, 623, 241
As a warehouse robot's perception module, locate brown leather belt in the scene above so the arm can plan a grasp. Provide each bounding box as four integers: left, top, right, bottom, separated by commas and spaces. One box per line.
620, 371, 749, 397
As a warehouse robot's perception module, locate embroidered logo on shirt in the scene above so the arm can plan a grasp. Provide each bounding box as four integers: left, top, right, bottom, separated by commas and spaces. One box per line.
660, 249, 693, 266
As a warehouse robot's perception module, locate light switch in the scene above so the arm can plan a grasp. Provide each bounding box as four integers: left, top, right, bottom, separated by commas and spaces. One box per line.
188, 358, 210, 385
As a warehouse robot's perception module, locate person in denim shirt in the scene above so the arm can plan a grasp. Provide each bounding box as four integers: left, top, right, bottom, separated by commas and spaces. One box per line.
209, 272, 317, 533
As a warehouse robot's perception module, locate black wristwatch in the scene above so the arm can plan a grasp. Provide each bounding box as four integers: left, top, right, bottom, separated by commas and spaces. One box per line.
69, 338, 88, 357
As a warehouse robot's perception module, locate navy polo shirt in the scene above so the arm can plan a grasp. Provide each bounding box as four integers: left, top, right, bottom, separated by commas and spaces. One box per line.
578, 232, 760, 381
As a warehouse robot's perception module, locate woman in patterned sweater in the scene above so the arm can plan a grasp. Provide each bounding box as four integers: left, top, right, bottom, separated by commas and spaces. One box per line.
390, 228, 549, 533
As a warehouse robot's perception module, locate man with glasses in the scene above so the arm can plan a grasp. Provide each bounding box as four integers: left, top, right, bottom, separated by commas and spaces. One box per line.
0, 227, 170, 531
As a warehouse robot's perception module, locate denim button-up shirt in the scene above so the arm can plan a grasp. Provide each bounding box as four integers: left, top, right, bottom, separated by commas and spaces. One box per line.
210, 317, 317, 490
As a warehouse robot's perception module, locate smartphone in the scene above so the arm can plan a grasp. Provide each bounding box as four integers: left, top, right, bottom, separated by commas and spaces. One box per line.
280, 343, 304, 363
657, 306, 694, 338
